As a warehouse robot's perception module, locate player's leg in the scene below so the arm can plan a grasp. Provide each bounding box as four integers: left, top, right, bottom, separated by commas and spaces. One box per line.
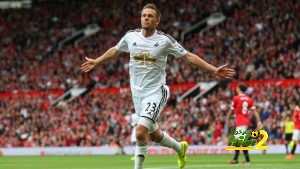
150, 129, 181, 154
288, 129, 299, 159
285, 133, 292, 154
285, 136, 289, 154
287, 129, 299, 160
134, 124, 149, 169
132, 95, 149, 169
287, 140, 297, 160
145, 85, 188, 169
133, 85, 172, 169
242, 150, 250, 163
291, 141, 297, 155
230, 126, 247, 164
147, 85, 180, 153
242, 126, 250, 163
230, 150, 239, 164
150, 129, 188, 169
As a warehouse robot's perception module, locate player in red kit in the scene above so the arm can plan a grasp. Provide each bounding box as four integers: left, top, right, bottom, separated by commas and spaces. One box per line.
227, 84, 262, 164
287, 105, 300, 160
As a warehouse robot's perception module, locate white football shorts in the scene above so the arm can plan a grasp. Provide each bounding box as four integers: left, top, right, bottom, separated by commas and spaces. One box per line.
132, 85, 170, 133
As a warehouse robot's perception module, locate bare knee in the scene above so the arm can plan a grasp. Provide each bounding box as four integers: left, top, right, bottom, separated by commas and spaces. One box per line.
150, 130, 163, 143
136, 125, 149, 143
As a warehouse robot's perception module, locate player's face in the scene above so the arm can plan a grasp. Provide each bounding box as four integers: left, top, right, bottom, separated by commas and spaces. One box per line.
141, 8, 159, 30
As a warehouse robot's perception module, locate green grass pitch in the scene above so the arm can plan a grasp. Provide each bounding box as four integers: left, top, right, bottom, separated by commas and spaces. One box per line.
0, 154, 299, 169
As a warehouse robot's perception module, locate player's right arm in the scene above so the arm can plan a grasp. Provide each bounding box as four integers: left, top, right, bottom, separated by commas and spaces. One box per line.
81, 32, 129, 72
80, 47, 120, 72
249, 99, 263, 129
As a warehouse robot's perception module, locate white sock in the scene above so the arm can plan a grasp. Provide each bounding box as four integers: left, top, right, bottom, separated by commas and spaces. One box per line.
159, 132, 181, 153
134, 145, 147, 169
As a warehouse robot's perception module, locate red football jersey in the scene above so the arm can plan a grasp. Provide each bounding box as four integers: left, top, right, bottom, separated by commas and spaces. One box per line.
293, 109, 300, 129
231, 94, 255, 127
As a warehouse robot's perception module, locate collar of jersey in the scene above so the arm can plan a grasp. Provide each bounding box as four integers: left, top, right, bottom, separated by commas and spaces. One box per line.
140, 29, 157, 39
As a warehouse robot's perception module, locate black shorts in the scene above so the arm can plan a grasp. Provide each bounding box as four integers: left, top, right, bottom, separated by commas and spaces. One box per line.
285, 133, 293, 141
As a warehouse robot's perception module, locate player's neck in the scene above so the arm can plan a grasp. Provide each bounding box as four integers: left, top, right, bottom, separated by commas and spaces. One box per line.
238, 92, 245, 96
142, 28, 155, 37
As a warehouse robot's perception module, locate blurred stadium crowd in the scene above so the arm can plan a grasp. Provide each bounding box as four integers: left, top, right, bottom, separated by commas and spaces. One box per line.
0, 0, 300, 147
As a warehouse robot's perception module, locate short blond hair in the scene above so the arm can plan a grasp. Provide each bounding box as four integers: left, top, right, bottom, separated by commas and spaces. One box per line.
142, 3, 161, 19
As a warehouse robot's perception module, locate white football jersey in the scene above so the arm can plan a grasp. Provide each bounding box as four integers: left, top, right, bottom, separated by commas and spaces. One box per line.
115, 29, 188, 97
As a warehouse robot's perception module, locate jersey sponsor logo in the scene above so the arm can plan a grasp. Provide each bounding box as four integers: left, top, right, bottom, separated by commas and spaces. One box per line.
133, 52, 157, 63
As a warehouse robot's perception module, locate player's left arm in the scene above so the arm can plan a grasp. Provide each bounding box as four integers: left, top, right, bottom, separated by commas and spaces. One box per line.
251, 107, 263, 129
184, 52, 235, 79
166, 36, 235, 79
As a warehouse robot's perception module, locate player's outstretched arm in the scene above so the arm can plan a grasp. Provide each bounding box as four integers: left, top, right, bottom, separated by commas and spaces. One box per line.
184, 52, 235, 79
80, 47, 119, 72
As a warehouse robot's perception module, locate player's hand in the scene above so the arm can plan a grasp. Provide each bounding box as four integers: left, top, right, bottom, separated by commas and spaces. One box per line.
214, 64, 235, 79
257, 121, 263, 129
81, 57, 98, 72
